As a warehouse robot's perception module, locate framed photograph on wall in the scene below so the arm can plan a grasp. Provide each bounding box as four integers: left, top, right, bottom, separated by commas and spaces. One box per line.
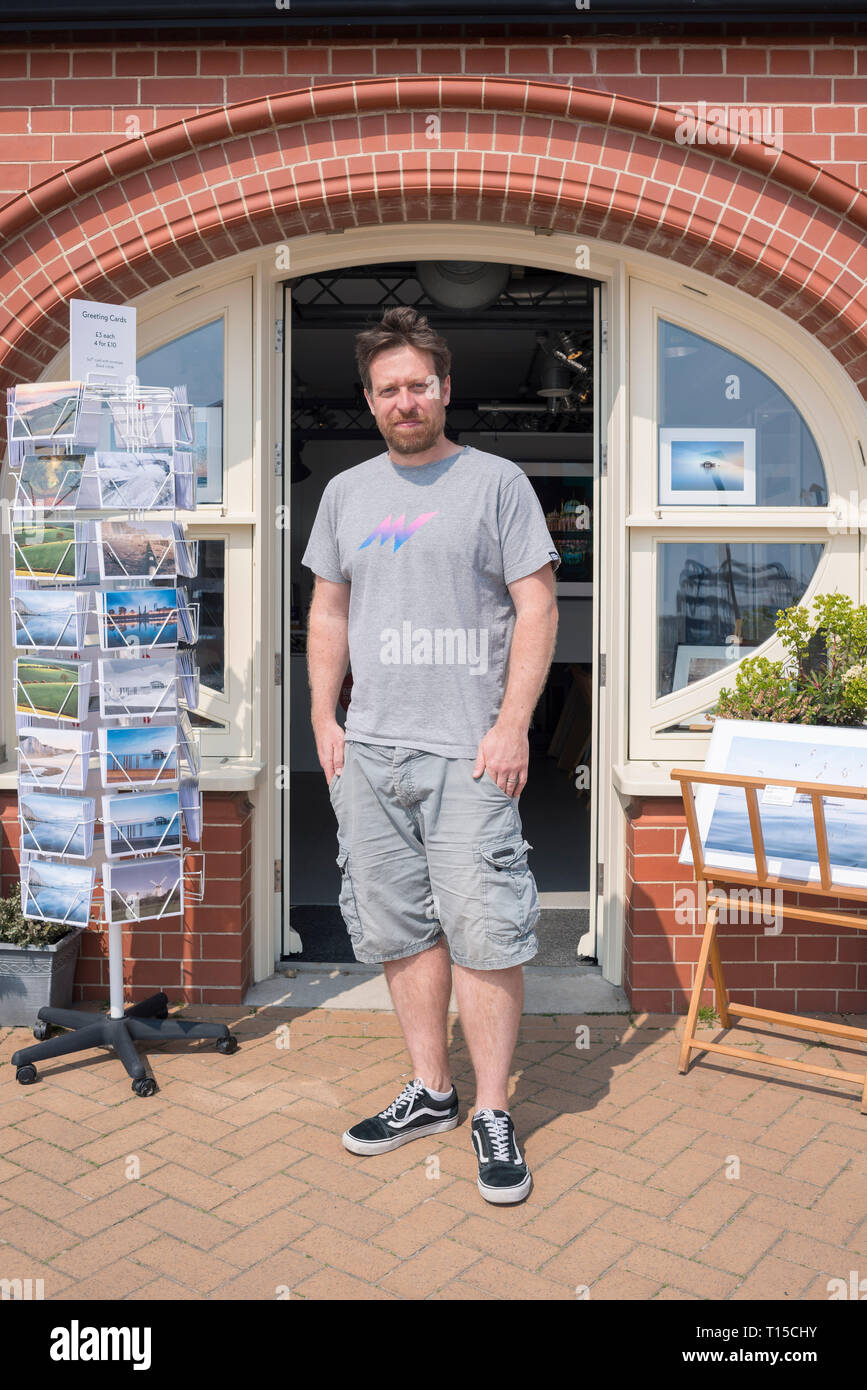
659, 428, 756, 506
517, 461, 593, 595
672, 643, 742, 691
192, 405, 223, 505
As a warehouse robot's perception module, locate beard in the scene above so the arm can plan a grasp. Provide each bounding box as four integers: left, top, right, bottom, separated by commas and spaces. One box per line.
380, 409, 443, 456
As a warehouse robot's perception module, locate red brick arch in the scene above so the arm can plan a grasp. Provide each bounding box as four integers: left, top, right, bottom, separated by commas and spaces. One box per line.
2, 76, 867, 396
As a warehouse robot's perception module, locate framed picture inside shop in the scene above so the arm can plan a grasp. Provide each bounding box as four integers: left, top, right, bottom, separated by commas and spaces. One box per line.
519, 461, 593, 595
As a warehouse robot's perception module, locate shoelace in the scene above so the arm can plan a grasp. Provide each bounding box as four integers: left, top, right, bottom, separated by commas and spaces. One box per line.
379, 1077, 426, 1121
478, 1110, 514, 1163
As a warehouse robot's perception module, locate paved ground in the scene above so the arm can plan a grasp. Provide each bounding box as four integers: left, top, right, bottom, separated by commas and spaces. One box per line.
1, 1005, 866, 1301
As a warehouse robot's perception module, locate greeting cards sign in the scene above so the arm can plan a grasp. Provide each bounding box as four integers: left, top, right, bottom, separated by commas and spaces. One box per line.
69, 299, 136, 384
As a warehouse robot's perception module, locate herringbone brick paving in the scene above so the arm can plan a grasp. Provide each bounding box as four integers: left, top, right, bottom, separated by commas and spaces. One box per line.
1, 1006, 866, 1300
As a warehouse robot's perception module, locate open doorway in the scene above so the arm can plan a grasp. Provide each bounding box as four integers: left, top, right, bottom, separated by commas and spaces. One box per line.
283, 261, 601, 966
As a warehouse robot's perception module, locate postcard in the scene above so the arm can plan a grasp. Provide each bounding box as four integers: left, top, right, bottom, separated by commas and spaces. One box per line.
11, 519, 85, 582
176, 648, 198, 709
178, 708, 199, 776
179, 777, 201, 843
98, 654, 178, 720
102, 855, 183, 924
16, 656, 90, 722
94, 452, 176, 510
173, 451, 195, 511
95, 519, 191, 581
177, 591, 197, 645
22, 857, 95, 927
19, 789, 95, 858
681, 718, 867, 890
8, 381, 82, 441
659, 428, 756, 507
14, 452, 86, 509
12, 587, 88, 651
98, 586, 180, 651
102, 789, 182, 857
18, 726, 92, 791
98, 723, 178, 787
108, 388, 176, 450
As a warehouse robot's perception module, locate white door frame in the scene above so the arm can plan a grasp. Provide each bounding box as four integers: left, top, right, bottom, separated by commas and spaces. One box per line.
275, 229, 624, 979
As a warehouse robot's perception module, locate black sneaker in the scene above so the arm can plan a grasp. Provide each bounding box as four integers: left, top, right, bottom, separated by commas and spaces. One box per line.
342, 1077, 459, 1155
471, 1108, 532, 1204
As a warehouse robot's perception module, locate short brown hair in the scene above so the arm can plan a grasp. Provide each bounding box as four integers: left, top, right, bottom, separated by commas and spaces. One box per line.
355, 306, 451, 394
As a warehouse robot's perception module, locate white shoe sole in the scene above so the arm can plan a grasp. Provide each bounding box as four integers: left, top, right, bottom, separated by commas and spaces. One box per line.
342, 1114, 459, 1155
478, 1171, 533, 1204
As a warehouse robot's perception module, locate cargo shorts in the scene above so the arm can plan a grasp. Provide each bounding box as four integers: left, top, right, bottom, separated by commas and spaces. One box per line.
327, 740, 540, 971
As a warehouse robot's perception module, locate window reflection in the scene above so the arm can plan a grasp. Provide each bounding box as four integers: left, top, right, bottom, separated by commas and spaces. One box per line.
137, 319, 224, 504
659, 322, 827, 507
657, 542, 823, 697
187, 539, 225, 695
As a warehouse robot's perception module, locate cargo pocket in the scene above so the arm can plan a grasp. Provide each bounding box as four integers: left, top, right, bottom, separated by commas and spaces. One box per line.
336, 845, 363, 946
478, 836, 540, 947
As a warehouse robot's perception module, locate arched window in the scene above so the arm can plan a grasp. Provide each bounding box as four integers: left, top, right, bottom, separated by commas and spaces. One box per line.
629, 280, 861, 760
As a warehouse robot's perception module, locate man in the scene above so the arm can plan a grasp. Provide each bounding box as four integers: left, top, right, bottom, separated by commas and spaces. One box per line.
301, 306, 560, 1204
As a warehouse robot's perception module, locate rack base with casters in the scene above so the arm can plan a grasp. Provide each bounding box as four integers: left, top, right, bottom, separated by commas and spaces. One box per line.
11, 991, 238, 1097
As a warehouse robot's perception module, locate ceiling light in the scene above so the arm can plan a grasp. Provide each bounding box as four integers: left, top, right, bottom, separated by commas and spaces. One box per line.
416, 261, 510, 311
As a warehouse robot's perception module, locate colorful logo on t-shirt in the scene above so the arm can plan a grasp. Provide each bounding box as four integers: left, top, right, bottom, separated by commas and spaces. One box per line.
358, 511, 438, 553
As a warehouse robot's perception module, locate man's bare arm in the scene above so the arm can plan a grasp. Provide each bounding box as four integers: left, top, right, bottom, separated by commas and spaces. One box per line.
307, 574, 351, 781
472, 563, 559, 795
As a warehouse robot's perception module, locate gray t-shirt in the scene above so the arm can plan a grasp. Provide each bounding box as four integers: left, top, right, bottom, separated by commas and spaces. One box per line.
301, 444, 561, 757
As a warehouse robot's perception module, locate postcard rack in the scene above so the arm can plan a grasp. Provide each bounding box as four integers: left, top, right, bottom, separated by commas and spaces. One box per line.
8, 366, 237, 1096
672, 766, 867, 1113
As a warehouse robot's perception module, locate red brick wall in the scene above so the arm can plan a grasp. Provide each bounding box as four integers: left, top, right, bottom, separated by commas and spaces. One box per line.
625, 796, 867, 1015
0, 789, 254, 1007
0, 37, 865, 199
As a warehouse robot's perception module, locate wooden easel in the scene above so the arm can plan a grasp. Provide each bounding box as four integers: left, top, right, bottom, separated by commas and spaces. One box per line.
671, 767, 867, 1113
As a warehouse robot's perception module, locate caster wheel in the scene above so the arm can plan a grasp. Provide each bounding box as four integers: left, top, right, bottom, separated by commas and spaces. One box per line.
216, 1034, 238, 1055
132, 1076, 157, 1097
16, 1064, 38, 1085
32, 1021, 50, 1041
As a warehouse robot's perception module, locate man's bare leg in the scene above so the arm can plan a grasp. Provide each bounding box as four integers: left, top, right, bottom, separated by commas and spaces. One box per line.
452, 962, 523, 1112
383, 938, 453, 1092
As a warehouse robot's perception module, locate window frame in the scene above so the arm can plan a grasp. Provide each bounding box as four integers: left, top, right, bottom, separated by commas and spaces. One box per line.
628, 278, 863, 761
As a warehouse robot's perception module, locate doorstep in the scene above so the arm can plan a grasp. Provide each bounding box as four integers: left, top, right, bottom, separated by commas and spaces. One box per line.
244, 961, 629, 1013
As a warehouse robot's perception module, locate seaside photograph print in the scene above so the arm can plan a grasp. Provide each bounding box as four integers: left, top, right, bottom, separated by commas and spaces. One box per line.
15, 452, 85, 509
98, 654, 177, 719
659, 428, 756, 506
99, 724, 178, 786
18, 727, 92, 790
9, 381, 82, 441
16, 657, 87, 721
23, 858, 94, 927
98, 587, 179, 651
19, 790, 95, 858
12, 519, 81, 580
103, 856, 182, 923
94, 452, 175, 510
103, 790, 181, 857
680, 718, 867, 889
12, 588, 86, 650
95, 519, 188, 581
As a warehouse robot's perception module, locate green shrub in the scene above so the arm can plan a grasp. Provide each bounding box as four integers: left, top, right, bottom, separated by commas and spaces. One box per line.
714, 593, 867, 727
0, 881, 72, 947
